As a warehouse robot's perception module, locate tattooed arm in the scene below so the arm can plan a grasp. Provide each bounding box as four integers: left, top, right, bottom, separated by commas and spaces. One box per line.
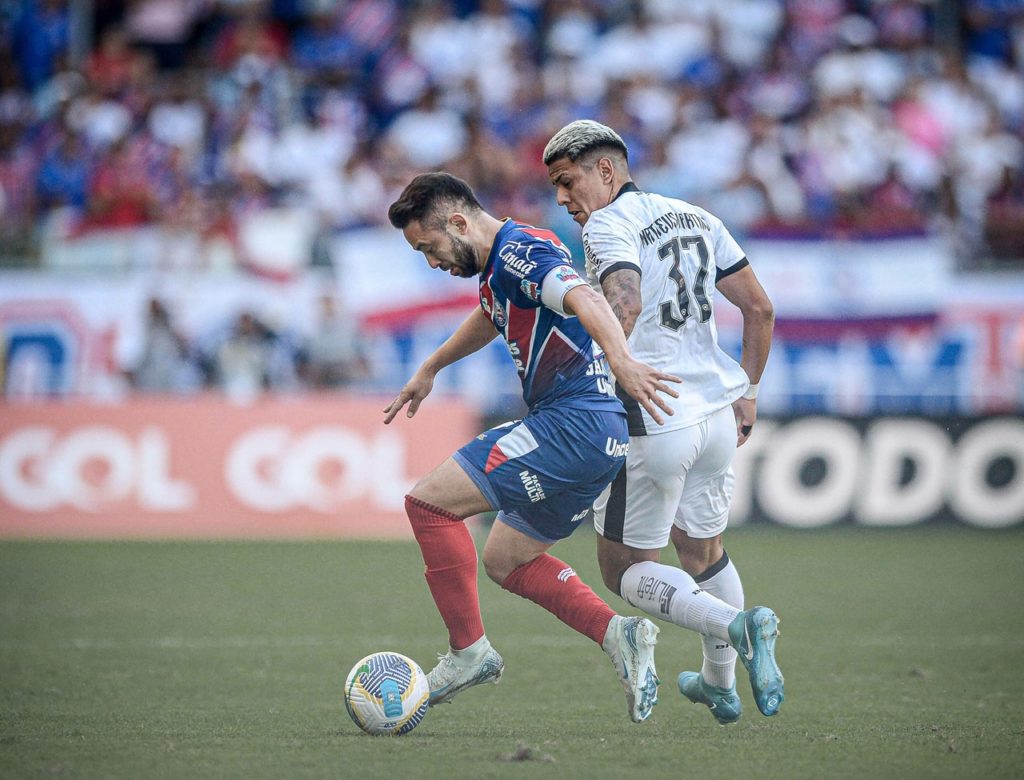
600, 267, 643, 339
563, 285, 679, 424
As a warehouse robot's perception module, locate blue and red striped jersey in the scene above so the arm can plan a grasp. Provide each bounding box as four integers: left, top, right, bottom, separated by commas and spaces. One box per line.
478, 220, 624, 414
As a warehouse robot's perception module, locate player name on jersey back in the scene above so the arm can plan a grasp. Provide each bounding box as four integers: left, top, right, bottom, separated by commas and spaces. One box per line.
637, 210, 713, 248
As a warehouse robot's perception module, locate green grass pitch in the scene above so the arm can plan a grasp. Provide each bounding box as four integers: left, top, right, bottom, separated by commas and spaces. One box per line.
2, 525, 1023, 779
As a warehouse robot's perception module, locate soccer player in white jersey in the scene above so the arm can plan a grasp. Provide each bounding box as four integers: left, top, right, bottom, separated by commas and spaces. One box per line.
543, 120, 784, 721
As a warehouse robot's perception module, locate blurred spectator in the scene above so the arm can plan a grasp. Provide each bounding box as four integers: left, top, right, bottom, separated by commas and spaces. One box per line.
214, 310, 271, 397
863, 164, 926, 233
384, 85, 467, 168
407, 2, 470, 90
813, 15, 907, 103
307, 142, 388, 230
984, 165, 1024, 261
124, 0, 211, 71
36, 132, 90, 212
290, 7, 361, 76
11, 0, 69, 92
147, 78, 206, 153
85, 138, 159, 228
128, 298, 201, 392
213, 310, 303, 398
0, 56, 32, 124
0, 122, 38, 234
302, 294, 369, 389
962, 0, 1024, 63
86, 25, 147, 96
67, 85, 134, 149
740, 40, 811, 120
212, 7, 287, 72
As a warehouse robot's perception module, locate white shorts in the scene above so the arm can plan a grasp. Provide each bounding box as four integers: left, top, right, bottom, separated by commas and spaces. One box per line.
593, 404, 737, 549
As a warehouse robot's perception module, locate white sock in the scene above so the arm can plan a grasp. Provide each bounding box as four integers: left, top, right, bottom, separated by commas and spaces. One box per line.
619, 561, 738, 642
694, 552, 744, 689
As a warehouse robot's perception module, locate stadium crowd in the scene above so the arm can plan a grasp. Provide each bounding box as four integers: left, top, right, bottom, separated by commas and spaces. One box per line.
119, 293, 368, 395
1, 0, 1023, 276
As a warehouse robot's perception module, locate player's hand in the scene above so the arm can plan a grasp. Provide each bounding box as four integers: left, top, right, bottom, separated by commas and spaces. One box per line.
615, 357, 681, 426
732, 396, 757, 446
383, 368, 435, 424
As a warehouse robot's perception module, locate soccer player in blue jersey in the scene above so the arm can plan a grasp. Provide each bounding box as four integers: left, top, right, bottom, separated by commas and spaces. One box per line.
384, 172, 679, 722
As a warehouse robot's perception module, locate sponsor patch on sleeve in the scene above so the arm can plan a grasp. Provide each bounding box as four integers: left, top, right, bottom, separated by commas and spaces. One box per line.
520, 279, 541, 301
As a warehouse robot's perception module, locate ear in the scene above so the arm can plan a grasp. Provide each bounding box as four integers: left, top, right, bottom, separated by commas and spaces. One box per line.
598, 157, 615, 183
448, 212, 469, 234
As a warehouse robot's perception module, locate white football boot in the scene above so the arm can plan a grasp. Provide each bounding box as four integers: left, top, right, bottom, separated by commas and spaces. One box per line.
427, 637, 504, 706
603, 615, 661, 722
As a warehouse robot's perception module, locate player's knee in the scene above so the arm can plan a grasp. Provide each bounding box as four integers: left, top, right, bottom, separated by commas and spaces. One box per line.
597, 558, 626, 596
406, 474, 434, 506
406, 469, 458, 515
482, 548, 513, 585
672, 528, 723, 575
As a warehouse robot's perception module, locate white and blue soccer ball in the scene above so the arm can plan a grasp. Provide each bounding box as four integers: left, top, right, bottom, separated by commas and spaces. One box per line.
344, 651, 430, 736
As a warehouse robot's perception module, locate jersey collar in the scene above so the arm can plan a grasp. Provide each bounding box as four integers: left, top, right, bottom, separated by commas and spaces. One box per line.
482, 218, 516, 278
613, 181, 640, 201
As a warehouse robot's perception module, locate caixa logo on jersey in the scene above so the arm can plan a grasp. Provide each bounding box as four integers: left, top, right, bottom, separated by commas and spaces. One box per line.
224, 426, 412, 512
730, 416, 1024, 529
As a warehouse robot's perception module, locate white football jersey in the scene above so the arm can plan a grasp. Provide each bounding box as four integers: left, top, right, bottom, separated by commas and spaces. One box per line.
582, 184, 750, 434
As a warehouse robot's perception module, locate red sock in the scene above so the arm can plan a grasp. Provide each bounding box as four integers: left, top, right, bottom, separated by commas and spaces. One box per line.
501, 554, 615, 645
405, 495, 484, 651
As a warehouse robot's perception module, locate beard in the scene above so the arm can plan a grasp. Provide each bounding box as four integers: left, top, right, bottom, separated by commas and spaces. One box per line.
448, 234, 478, 277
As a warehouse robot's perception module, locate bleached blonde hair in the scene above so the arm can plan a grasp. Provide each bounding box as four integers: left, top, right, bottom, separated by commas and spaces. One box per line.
542, 120, 629, 166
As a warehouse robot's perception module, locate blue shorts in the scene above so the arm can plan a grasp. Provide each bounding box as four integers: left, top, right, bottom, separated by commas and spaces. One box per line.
453, 406, 629, 543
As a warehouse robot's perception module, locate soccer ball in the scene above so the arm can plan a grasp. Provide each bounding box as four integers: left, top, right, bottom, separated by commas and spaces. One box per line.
344, 651, 430, 736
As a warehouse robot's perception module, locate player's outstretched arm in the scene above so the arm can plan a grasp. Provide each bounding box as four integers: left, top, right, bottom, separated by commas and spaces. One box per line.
717, 265, 774, 445
383, 306, 497, 423
563, 285, 681, 425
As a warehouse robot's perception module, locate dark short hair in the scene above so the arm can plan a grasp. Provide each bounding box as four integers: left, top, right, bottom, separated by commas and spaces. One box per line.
387, 172, 484, 230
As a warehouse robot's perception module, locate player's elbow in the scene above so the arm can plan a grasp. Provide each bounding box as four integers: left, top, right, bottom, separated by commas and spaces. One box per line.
746, 297, 774, 327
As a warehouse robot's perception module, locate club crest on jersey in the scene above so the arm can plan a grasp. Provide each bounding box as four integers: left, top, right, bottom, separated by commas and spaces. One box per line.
492, 299, 507, 328
520, 279, 540, 301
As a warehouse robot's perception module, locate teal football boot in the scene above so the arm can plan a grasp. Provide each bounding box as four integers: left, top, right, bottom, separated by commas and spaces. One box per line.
678, 671, 742, 724
728, 606, 784, 716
